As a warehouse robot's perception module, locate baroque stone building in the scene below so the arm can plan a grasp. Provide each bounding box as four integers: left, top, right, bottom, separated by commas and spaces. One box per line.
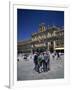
17, 23, 64, 53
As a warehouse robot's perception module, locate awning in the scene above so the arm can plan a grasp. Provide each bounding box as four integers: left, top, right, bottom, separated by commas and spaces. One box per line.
54, 47, 64, 50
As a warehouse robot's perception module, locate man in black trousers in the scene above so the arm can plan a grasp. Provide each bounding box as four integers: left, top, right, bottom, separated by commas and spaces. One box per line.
33, 52, 38, 71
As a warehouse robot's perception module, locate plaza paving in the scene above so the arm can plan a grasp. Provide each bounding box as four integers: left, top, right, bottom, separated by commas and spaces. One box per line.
17, 54, 64, 81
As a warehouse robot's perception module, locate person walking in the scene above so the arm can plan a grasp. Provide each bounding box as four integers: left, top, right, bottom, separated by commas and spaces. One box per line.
47, 52, 50, 71
39, 53, 44, 72
33, 52, 38, 71
37, 53, 43, 73
44, 52, 50, 72
57, 52, 60, 60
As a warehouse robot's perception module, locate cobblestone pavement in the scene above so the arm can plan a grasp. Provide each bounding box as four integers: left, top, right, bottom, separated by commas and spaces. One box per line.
17, 55, 64, 81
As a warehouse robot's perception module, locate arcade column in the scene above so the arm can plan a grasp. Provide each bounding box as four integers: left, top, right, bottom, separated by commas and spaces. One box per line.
53, 41, 56, 50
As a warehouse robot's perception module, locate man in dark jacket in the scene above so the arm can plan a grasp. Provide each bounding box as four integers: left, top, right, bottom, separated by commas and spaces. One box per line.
44, 52, 50, 72
33, 52, 38, 71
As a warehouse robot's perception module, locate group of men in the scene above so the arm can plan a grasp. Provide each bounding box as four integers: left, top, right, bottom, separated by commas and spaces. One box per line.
33, 51, 50, 73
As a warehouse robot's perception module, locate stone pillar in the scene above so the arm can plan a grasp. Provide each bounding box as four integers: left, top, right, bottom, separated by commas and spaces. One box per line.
53, 41, 56, 50
31, 45, 33, 54
48, 42, 50, 50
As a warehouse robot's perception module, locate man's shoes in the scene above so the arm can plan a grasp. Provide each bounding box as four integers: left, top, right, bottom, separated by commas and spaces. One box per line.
48, 68, 50, 71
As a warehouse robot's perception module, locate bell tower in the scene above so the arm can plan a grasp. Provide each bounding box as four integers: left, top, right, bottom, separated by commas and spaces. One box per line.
39, 23, 46, 32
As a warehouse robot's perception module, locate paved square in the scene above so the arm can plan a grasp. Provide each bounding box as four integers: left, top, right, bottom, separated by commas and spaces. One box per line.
17, 54, 64, 81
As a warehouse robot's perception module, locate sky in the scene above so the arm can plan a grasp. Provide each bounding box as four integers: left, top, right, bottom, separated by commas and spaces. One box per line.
17, 9, 64, 41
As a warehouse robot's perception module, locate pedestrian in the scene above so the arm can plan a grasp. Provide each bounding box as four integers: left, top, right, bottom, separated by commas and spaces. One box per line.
44, 53, 50, 72
47, 53, 50, 71
37, 53, 43, 73
39, 53, 44, 72
33, 52, 38, 71
57, 52, 60, 60
52, 53, 55, 60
